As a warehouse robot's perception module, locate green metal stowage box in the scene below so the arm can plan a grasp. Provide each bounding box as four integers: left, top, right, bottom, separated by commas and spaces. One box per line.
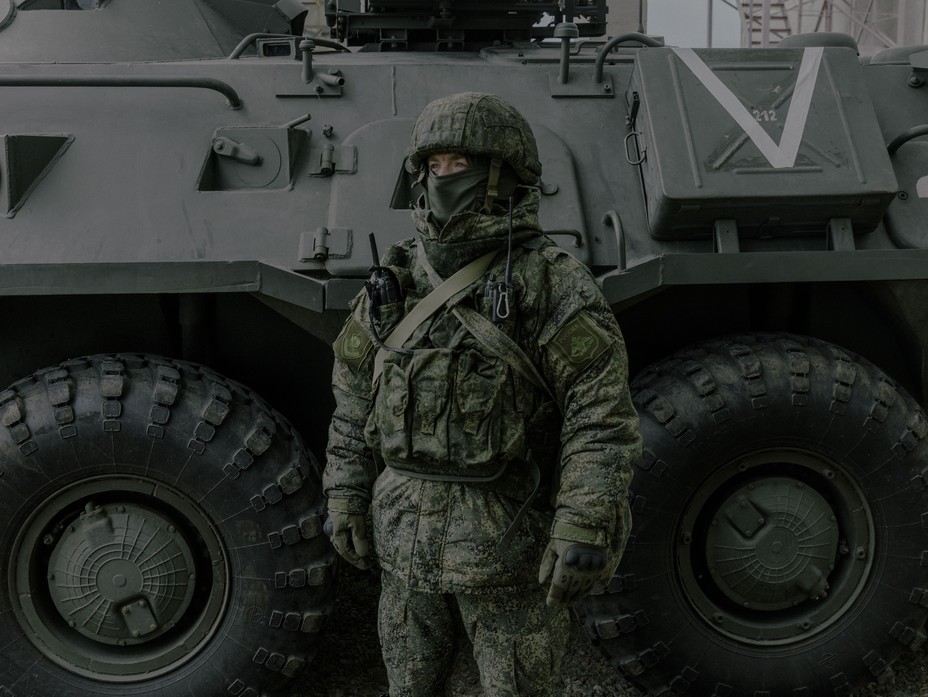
626, 46, 898, 240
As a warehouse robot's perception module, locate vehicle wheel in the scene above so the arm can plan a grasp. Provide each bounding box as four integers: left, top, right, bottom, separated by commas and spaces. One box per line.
577, 333, 928, 696
0, 354, 333, 696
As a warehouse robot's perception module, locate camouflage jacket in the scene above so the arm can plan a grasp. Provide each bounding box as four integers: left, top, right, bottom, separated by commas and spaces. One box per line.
324, 192, 642, 592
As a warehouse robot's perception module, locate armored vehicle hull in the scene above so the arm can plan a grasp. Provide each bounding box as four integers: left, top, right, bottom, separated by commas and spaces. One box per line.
0, 2, 927, 695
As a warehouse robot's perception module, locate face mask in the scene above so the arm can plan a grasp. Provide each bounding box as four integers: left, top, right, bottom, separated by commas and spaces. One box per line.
423, 163, 489, 228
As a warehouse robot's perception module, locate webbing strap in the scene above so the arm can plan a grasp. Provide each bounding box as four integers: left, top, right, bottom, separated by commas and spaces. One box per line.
417, 245, 554, 400
387, 456, 540, 553
454, 306, 554, 400
481, 157, 503, 213
372, 248, 498, 384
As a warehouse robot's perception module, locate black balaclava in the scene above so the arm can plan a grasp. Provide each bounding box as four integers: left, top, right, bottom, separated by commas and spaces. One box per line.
422, 155, 523, 230
423, 159, 489, 229
414, 157, 541, 278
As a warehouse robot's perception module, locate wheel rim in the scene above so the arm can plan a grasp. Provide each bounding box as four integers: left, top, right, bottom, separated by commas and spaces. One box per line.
677, 449, 874, 645
12, 476, 229, 681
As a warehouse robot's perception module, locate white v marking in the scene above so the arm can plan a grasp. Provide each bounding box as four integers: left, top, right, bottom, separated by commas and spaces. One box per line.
672, 47, 824, 169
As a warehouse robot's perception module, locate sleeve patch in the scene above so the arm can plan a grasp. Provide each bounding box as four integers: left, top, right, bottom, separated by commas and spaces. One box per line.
547, 311, 613, 373
333, 317, 374, 371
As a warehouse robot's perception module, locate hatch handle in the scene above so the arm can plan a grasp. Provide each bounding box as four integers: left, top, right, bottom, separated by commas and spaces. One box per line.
887, 125, 928, 155
592, 32, 663, 84
0, 75, 243, 109
624, 131, 645, 165
602, 210, 627, 271
212, 137, 262, 165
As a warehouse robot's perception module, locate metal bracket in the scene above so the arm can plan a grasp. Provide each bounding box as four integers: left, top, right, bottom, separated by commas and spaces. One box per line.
826, 218, 855, 251
909, 50, 928, 87
713, 220, 740, 253
625, 91, 640, 127
275, 68, 344, 98
549, 73, 615, 98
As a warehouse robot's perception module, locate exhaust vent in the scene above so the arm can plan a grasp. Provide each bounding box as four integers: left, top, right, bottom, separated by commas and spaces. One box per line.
2, 134, 73, 217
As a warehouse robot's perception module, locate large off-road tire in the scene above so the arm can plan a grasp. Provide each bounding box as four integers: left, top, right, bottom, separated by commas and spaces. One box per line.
577, 334, 928, 696
0, 354, 333, 696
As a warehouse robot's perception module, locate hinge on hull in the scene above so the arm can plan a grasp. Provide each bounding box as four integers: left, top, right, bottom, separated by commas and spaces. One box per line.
298, 227, 352, 263
308, 145, 357, 177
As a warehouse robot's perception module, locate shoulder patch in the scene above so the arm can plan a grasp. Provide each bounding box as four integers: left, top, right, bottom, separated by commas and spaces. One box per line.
547, 311, 613, 373
333, 317, 374, 371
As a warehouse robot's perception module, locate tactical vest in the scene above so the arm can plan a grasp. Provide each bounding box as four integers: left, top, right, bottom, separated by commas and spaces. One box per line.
363, 244, 555, 482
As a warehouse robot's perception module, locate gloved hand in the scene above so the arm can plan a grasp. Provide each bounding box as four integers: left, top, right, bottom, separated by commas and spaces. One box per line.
538, 537, 606, 607
324, 510, 371, 570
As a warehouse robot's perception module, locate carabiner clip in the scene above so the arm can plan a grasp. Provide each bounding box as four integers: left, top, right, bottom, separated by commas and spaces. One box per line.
495, 287, 510, 321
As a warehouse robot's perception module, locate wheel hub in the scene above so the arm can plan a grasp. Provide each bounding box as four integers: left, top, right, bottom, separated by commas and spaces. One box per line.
677, 450, 874, 645
706, 478, 838, 610
13, 476, 228, 680
48, 501, 196, 644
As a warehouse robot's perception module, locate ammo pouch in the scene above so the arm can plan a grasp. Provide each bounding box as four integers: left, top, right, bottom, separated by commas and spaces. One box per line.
368, 344, 528, 480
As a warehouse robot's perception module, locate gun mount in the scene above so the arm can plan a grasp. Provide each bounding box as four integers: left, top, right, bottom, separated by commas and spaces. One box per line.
324, 0, 608, 50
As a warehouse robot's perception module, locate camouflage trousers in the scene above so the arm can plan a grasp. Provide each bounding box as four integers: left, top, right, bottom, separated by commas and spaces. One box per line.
378, 570, 570, 697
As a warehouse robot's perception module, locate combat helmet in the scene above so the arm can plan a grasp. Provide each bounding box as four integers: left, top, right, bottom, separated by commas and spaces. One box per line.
406, 92, 542, 187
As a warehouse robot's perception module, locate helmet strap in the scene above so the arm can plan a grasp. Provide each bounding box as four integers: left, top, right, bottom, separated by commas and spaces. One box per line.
481, 157, 503, 213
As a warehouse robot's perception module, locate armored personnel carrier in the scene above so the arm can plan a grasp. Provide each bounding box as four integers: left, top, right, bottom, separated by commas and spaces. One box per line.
1, 1, 927, 695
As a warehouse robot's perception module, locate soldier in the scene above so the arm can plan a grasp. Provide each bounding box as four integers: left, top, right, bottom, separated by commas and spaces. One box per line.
324, 91, 641, 696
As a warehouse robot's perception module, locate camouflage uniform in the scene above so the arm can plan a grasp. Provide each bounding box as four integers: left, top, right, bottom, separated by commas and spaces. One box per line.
324, 93, 641, 696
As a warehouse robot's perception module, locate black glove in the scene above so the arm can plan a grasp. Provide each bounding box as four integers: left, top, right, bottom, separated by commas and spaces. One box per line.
538, 537, 606, 607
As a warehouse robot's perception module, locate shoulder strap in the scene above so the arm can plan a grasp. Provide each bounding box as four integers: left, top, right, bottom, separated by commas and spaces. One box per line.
454, 306, 554, 401
372, 248, 498, 384
417, 245, 556, 402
